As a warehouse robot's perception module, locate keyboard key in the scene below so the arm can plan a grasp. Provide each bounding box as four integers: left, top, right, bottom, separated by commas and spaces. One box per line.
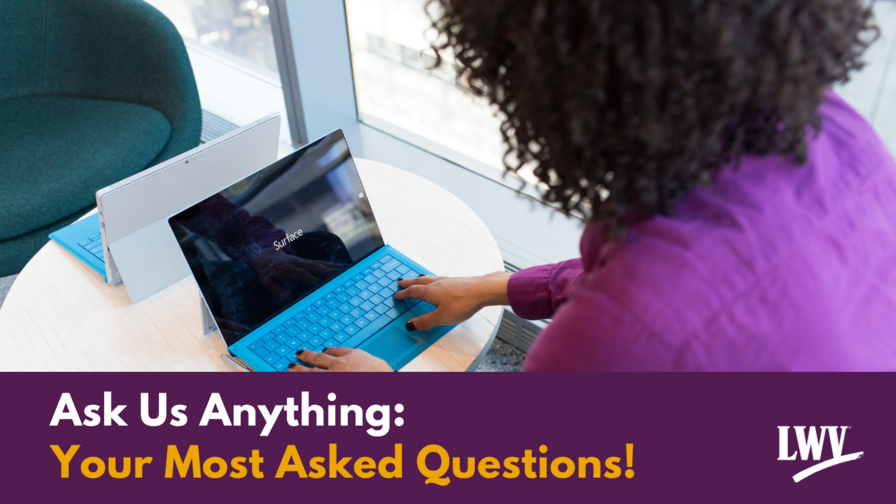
316, 306, 332, 317
263, 340, 279, 352
377, 277, 392, 287
324, 292, 336, 301
374, 304, 391, 315
307, 336, 323, 347
396, 264, 410, 274
343, 280, 354, 288
329, 322, 344, 333
264, 353, 279, 364
338, 303, 353, 314
261, 332, 275, 341
319, 329, 335, 340
314, 299, 325, 307
275, 334, 289, 345
252, 345, 270, 358
337, 293, 351, 303
273, 359, 290, 372
352, 274, 364, 282
306, 313, 320, 322
326, 300, 340, 310
298, 331, 313, 341
349, 308, 364, 319
355, 280, 370, 290
248, 339, 263, 351
308, 324, 324, 334
381, 254, 393, 262
346, 286, 361, 296
319, 316, 335, 328
381, 283, 399, 294
333, 332, 348, 343
304, 306, 317, 314
283, 318, 296, 327
276, 345, 292, 357
285, 327, 300, 338
359, 301, 375, 312
365, 311, 380, 321
359, 290, 372, 300
382, 296, 396, 307
354, 318, 369, 329
344, 325, 359, 336
382, 259, 401, 272
363, 274, 377, 284
369, 294, 385, 305
287, 338, 301, 349
89, 233, 102, 241
273, 325, 285, 334
296, 319, 311, 329
400, 271, 419, 280
77, 239, 92, 247
367, 283, 383, 294
349, 296, 363, 307
385, 308, 402, 319
387, 270, 402, 281
323, 339, 337, 348
338, 314, 354, 325
361, 268, 372, 276
334, 286, 345, 294
371, 261, 383, 268
373, 269, 387, 278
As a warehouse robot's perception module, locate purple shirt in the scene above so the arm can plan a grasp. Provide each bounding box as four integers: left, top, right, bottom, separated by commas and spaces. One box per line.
508, 92, 896, 371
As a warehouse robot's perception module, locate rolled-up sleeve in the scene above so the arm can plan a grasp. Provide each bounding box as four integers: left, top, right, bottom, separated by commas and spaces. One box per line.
506, 259, 583, 320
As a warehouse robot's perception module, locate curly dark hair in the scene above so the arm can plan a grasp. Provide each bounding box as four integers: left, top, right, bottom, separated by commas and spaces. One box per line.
427, 0, 876, 235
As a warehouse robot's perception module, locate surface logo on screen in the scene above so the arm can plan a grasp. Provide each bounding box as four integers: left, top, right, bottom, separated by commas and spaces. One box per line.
273, 229, 304, 250
777, 426, 864, 482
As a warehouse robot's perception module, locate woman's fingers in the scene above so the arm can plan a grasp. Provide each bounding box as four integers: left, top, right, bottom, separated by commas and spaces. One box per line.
323, 347, 351, 357
397, 275, 437, 289
405, 310, 439, 332
393, 284, 432, 302
296, 349, 335, 369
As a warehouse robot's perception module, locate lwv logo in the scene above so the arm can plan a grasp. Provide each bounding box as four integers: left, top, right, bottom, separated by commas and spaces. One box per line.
778, 426, 864, 482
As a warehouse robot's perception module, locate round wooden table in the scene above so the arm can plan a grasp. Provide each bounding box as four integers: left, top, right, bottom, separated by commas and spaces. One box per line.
0, 159, 504, 372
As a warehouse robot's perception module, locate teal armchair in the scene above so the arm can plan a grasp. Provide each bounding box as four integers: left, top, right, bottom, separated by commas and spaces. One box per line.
0, 0, 201, 276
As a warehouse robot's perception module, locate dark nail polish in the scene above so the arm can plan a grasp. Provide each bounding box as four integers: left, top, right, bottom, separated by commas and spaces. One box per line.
418, 274, 426, 277
406, 321, 417, 332
288, 363, 296, 369
296, 349, 304, 357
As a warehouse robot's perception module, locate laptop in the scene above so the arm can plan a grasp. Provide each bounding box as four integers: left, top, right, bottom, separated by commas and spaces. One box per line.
168, 129, 455, 371
49, 113, 280, 298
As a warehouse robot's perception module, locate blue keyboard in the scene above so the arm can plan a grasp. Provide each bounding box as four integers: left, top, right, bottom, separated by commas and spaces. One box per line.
243, 254, 421, 372
77, 232, 105, 262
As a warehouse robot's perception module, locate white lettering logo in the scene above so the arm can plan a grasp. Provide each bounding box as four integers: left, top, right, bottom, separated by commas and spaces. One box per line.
777, 426, 863, 482
273, 229, 303, 250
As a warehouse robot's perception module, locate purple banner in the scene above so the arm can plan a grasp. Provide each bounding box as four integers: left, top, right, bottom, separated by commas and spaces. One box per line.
0, 373, 892, 502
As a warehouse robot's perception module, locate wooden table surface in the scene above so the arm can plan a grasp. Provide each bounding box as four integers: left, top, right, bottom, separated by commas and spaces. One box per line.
0, 159, 504, 372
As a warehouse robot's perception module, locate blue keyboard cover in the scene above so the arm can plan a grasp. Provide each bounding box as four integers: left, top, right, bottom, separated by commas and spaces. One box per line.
48, 213, 107, 280
228, 245, 448, 372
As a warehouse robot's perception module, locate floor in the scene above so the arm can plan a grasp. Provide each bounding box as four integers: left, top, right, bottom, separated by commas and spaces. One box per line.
0, 275, 13, 311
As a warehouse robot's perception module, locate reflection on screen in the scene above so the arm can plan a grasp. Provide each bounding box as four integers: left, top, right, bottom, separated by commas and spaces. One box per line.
170, 131, 382, 345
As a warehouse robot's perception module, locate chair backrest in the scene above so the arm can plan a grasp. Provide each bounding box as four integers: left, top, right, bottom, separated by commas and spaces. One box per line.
0, 0, 201, 163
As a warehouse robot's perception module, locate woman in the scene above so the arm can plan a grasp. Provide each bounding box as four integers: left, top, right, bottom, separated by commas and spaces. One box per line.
291, 0, 896, 372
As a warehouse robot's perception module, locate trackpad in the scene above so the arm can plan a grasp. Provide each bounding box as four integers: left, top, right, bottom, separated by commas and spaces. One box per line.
364, 327, 417, 365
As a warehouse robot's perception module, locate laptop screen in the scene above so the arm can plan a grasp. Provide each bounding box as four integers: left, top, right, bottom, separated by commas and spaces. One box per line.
169, 130, 384, 345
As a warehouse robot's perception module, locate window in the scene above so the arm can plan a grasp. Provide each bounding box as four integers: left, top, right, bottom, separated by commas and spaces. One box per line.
145, 0, 292, 144
344, 0, 512, 183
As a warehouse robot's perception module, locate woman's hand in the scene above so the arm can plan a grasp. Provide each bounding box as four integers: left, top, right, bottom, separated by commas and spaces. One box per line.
393, 271, 512, 331
289, 348, 393, 372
